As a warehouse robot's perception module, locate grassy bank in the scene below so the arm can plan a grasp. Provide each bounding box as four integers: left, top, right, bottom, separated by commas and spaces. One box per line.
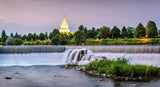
84, 58, 160, 79
1, 38, 160, 45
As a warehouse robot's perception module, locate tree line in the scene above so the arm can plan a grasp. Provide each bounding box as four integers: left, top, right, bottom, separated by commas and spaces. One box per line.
0, 20, 159, 45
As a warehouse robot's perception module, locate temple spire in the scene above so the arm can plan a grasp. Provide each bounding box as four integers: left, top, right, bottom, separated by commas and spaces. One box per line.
60, 13, 70, 33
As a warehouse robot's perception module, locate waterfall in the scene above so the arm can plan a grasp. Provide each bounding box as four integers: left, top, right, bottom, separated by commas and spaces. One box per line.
0, 52, 64, 66
63, 49, 160, 67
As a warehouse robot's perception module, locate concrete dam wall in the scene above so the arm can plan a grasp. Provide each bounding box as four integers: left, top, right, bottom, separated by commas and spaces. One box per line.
0, 46, 65, 53
66, 45, 160, 53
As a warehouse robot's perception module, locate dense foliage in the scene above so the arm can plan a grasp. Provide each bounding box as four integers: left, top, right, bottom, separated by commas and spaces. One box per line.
0, 20, 159, 45
85, 58, 160, 78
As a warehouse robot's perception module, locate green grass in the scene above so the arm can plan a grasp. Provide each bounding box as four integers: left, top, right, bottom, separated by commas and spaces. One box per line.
67, 63, 78, 67
84, 58, 160, 78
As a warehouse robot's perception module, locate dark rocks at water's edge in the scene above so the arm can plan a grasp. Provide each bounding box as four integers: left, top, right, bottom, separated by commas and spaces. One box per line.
4, 77, 12, 80
61, 65, 156, 82
0, 46, 65, 53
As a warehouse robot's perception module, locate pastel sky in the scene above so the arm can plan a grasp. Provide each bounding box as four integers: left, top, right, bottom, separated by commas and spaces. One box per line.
0, 0, 160, 35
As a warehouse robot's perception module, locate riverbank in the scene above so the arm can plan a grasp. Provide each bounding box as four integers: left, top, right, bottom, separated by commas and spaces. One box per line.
64, 58, 160, 81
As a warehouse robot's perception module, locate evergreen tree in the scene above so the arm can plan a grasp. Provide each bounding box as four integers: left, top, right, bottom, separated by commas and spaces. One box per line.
111, 26, 120, 38
78, 25, 84, 31
10, 33, 14, 37
146, 21, 158, 38
1, 30, 6, 38
134, 23, 146, 38
121, 26, 127, 38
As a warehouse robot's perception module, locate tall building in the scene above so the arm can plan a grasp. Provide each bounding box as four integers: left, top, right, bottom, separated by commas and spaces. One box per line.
59, 13, 70, 33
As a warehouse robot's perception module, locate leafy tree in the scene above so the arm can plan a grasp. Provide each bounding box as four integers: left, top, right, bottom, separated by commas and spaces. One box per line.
5, 37, 14, 45
33, 33, 38, 40
52, 29, 60, 36
134, 23, 146, 38
74, 30, 86, 45
51, 34, 60, 45
126, 27, 134, 38
21, 35, 27, 40
121, 26, 127, 38
49, 29, 60, 39
68, 32, 73, 40
87, 30, 94, 38
13, 38, 23, 45
78, 25, 84, 31
49, 32, 53, 39
44, 32, 48, 40
101, 27, 110, 38
146, 21, 158, 38
27, 33, 32, 41
110, 26, 120, 38
39, 33, 45, 40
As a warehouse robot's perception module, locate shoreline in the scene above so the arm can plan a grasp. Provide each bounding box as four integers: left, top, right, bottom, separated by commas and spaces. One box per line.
63, 65, 159, 82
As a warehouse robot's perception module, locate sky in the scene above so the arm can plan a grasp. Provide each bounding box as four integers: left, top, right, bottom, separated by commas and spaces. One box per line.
0, 0, 160, 36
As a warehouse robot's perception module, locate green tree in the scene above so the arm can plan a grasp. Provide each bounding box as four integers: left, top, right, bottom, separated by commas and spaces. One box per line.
1, 30, 8, 42
15, 32, 20, 38
68, 32, 73, 40
39, 33, 45, 40
5, 37, 14, 45
111, 26, 120, 38
21, 35, 27, 40
101, 28, 110, 38
78, 25, 84, 31
13, 38, 23, 45
10, 33, 14, 37
51, 34, 60, 45
146, 21, 158, 38
134, 23, 146, 38
126, 27, 134, 38
49, 29, 60, 39
1, 30, 6, 38
44, 32, 48, 40
74, 30, 86, 45
121, 26, 127, 38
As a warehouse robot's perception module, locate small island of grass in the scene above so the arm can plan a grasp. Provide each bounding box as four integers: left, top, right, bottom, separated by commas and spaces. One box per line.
66, 58, 160, 81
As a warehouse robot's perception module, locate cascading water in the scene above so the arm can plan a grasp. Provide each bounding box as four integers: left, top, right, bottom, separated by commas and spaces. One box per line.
0, 52, 64, 66
63, 49, 160, 67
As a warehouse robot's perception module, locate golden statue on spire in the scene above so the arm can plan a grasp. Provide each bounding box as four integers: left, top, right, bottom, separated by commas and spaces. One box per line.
60, 13, 70, 33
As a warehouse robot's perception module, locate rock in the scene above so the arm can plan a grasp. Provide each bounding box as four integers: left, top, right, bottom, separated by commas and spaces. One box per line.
102, 74, 106, 77
99, 78, 105, 81
94, 85, 100, 87
60, 65, 65, 68
139, 76, 142, 80
5, 77, 12, 80
87, 71, 93, 75
14, 72, 19, 74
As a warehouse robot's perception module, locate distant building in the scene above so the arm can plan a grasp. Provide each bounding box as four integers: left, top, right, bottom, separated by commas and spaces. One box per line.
59, 13, 70, 33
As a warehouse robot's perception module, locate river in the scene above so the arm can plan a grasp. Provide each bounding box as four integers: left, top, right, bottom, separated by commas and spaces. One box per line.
0, 52, 160, 87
